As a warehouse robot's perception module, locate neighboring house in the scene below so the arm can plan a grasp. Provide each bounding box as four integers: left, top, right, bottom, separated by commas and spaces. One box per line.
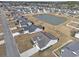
75, 32, 79, 39
16, 16, 43, 34
22, 24, 43, 34
32, 32, 58, 51
60, 41, 79, 57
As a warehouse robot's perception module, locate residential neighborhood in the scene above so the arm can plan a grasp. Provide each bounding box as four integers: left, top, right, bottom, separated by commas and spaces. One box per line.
0, 1, 79, 57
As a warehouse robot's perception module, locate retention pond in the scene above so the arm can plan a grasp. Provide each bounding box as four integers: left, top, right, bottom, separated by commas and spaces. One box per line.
34, 14, 67, 25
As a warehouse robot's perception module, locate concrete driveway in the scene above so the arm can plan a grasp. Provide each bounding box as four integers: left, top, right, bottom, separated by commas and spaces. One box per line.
0, 40, 5, 45
20, 46, 39, 57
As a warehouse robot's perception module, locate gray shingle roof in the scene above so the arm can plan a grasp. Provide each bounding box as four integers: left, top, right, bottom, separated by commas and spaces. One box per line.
16, 16, 41, 33
29, 25, 38, 32
61, 41, 79, 57
13, 14, 42, 33
61, 48, 76, 57
23, 27, 29, 31
20, 21, 28, 26
32, 32, 58, 49
66, 41, 79, 51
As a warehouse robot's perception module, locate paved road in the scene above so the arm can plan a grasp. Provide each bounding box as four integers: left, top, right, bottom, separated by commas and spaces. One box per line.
0, 8, 20, 57
20, 47, 39, 57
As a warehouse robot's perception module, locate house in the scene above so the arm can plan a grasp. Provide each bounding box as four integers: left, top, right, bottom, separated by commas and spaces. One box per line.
75, 32, 79, 39
60, 41, 79, 57
22, 24, 43, 34
17, 16, 43, 34
32, 32, 58, 51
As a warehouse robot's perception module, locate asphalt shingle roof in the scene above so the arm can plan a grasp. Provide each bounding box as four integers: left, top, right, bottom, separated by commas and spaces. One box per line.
32, 32, 58, 49
16, 15, 41, 33
61, 41, 79, 57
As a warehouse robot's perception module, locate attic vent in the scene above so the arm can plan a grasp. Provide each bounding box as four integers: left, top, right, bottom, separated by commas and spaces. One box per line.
37, 37, 41, 41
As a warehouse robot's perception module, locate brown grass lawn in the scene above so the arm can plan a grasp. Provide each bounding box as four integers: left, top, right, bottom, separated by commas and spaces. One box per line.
15, 34, 33, 53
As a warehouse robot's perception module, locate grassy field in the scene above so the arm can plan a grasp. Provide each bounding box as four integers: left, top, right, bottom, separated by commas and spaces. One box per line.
0, 44, 6, 57
15, 34, 33, 53
8, 21, 16, 28
0, 26, 3, 33
0, 35, 4, 41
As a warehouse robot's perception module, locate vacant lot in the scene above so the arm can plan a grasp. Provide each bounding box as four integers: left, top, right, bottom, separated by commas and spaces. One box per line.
0, 26, 3, 33
8, 21, 16, 28
15, 34, 33, 53
0, 35, 4, 41
0, 44, 6, 57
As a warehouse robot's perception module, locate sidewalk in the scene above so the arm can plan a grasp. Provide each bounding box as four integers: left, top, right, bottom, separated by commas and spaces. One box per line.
20, 47, 39, 57
0, 33, 4, 36
0, 40, 5, 45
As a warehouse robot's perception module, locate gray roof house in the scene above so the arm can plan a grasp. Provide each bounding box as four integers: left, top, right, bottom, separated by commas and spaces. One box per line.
60, 41, 79, 57
32, 32, 58, 51
16, 16, 42, 34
